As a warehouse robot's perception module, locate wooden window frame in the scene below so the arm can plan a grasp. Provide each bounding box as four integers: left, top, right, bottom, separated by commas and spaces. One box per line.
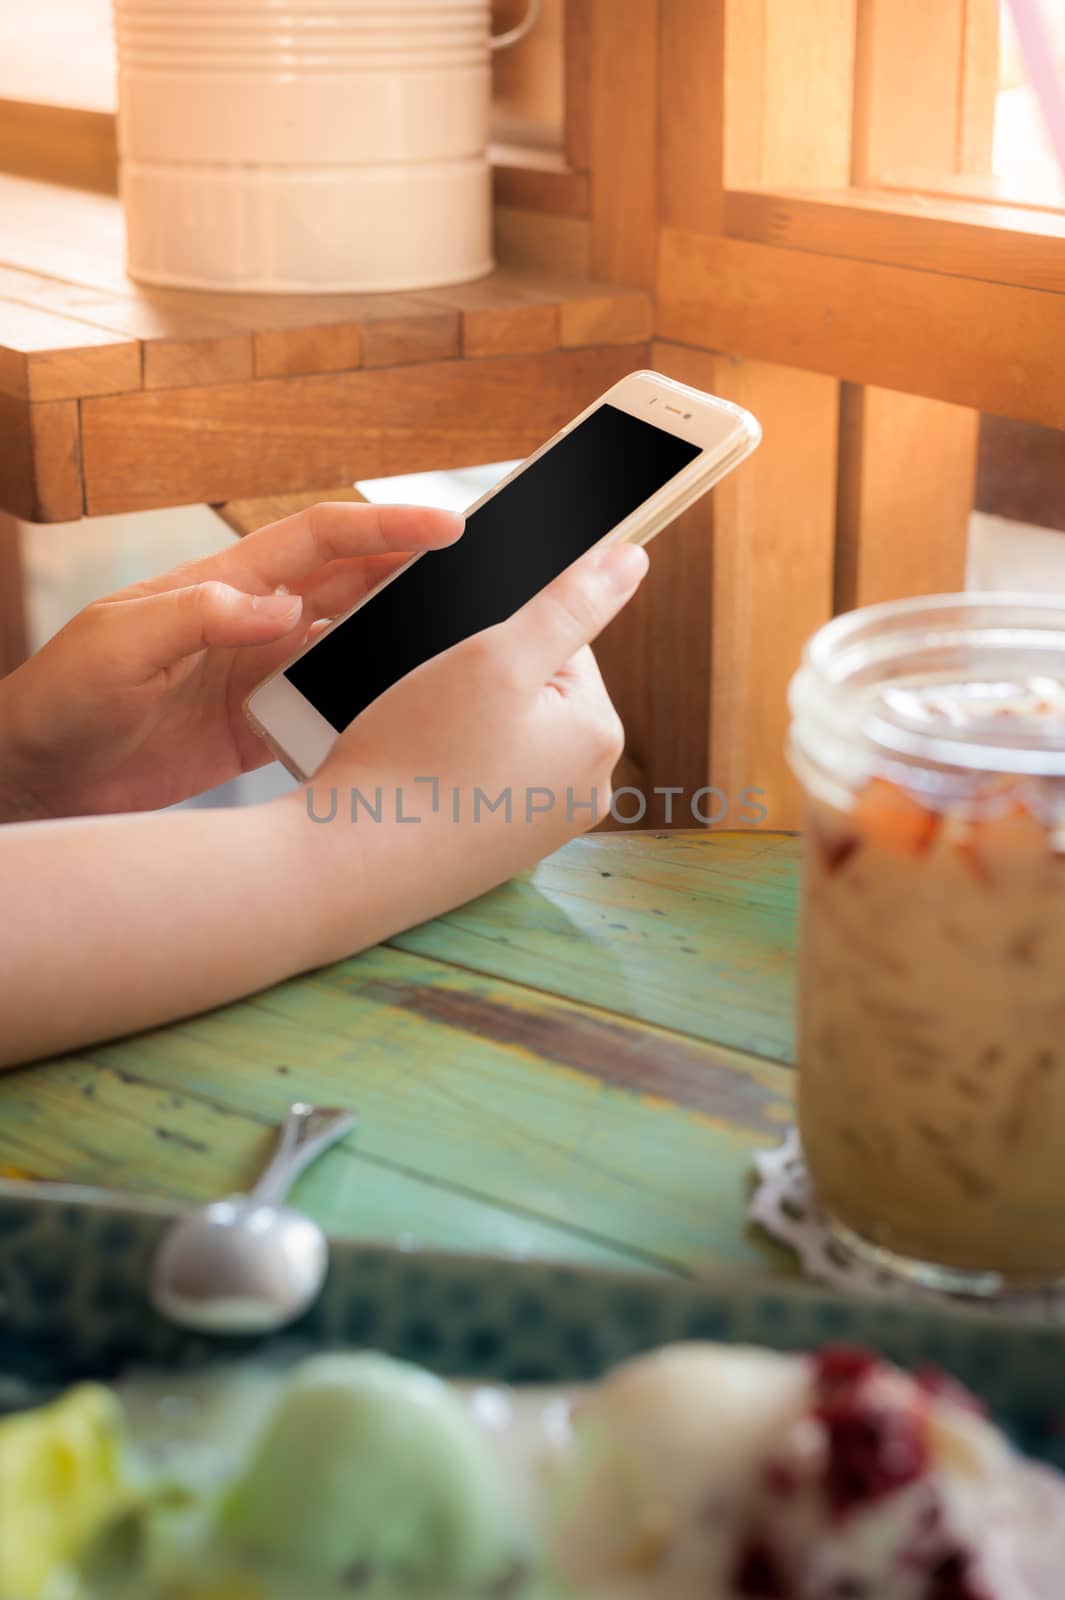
718, 0, 1065, 298
654, 0, 1065, 427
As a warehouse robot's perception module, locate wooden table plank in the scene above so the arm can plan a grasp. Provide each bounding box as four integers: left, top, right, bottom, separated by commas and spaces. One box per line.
0, 261, 83, 303
417, 270, 561, 358
0, 270, 256, 389
225, 291, 459, 377
0, 940, 792, 1275
414, 270, 653, 358
0, 834, 799, 1276
1, 274, 462, 383
0, 173, 131, 293
0, 272, 462, 384
557, 282, 654, 348
0, 392, 83, 521
24, 287, 255, 391
78, 344, 649, 515
0, 297, 139, 401
394, 832, 799, 1064
0, 1058, 644, 1270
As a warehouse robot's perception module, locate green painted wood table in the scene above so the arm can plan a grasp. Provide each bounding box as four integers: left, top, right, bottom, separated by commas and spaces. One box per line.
0, 830, 800, 1279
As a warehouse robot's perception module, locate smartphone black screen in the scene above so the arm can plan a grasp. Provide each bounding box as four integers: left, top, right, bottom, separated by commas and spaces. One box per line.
285, 402, 701, 733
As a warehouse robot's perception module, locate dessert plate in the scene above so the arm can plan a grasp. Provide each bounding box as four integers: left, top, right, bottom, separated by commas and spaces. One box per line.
1, 1178, 1063, 1467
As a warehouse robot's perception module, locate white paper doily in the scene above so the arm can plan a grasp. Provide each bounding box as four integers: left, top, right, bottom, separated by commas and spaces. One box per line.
750, 1129, 1065, 1322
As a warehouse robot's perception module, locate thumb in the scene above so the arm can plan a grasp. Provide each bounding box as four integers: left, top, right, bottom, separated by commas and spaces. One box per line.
501, 542, 648, 682
106, 583, 303, 676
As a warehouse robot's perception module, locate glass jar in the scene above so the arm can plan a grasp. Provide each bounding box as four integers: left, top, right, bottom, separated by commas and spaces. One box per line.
788, 594, 1065, 1293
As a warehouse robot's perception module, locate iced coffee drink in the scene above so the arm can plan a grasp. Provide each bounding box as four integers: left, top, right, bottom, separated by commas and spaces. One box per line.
789, 598, 1065, 1291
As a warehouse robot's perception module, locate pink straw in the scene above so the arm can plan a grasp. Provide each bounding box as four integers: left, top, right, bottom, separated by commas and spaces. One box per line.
1006, 0, 1065, 183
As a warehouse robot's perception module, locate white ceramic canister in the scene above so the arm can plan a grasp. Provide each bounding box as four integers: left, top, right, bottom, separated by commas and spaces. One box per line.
113, 0, 539, 292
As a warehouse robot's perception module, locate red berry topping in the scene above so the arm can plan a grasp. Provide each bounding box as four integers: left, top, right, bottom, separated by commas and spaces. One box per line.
733, 1537, 790, 1597
815, 1347, 879, 1392
764, 1460, 800, 1500
813, 1347, 930, 1515
820, 1404, 930, 1514
924, 1549, 989, 1600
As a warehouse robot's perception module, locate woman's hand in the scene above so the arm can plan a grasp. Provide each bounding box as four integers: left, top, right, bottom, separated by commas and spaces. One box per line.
291, 540, 650, 965
0, 538, 646, 1066
0, 501, 462, 820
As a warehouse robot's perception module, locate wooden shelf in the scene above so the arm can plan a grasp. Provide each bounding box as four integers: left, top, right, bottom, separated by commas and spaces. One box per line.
724, 185, 1065, 295
877, 168, 1065, 216
0, 174, 650, 522
658, 224, 1065, 431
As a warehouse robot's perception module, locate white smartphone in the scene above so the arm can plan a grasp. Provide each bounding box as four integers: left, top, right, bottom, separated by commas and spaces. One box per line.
245, 369, 761, 779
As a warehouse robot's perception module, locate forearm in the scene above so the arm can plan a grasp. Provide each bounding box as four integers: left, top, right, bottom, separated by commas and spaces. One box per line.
0, 796, 372, 1068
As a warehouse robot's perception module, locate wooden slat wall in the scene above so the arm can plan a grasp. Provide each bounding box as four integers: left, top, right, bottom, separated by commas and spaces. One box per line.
726, 0, 856, 191
852, 0, 966, 183
491, 0, 565, 144
591, 0, 1005, 822
494, 207, 591, 274
836, 386, 978, 610
589, 0, 659, 288
616, 0, 852, 827
976, 415, 1065, 537
649, 342, 838, 829
563, 0, 593, 173
852, 0, 998, 184
836, 0, 990, 607
0, 100, 118, 194
658, 0, 725, 235
958, 0, 1000, 173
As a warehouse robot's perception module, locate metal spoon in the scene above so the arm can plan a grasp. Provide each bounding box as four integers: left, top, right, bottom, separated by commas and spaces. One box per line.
150, 1102, 357, 1336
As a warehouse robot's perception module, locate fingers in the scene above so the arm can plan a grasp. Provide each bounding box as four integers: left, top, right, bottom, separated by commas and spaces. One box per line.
206, 502, 464, 594
297, 551, 411, 622
500, 543, 649, 682
97, 582, 304, 678
222, 610, 339, 701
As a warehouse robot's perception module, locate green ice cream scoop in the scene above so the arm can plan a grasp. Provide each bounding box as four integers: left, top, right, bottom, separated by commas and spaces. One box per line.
217, 1353, 522, 1587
